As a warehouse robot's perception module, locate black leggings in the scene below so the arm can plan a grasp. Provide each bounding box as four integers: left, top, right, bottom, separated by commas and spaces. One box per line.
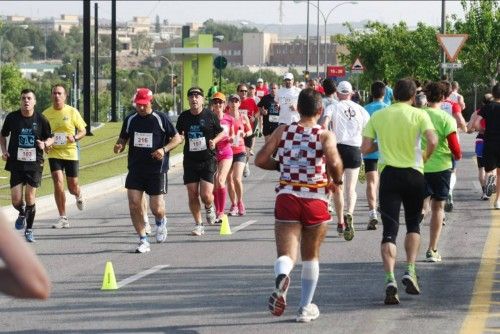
379, 166, 425, 244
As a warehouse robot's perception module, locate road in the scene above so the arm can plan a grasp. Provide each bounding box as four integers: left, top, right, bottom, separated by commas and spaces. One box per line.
0, 134, 498, 334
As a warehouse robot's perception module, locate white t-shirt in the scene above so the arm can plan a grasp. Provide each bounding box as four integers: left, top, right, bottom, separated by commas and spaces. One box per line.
276, 87, 301, 125
326, 99, 370, 147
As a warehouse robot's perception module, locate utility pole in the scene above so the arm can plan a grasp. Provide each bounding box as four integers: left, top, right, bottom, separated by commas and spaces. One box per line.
110, 0, 117, 121
440, 0, 446, 79
94, 3, 99, 123
83, 0, 92, 135
306, 0, 310, 71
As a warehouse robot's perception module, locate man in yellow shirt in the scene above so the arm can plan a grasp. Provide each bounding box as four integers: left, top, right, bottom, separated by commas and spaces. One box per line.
43, 84, 87, 228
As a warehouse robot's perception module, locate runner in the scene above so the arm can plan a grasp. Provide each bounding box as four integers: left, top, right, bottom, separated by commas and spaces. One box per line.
210, 92, 235, 223
255, 88, 343, 322
43, 84, 87, 229
237, 83, 259, 176
176, 87, 225, 235
255, 78, 269, 99
277, 73, 301, 125
114, 88, 181, 253
361, 78, 437, 305
422, 81, 462, 262
258, 83, 280, 142
0, 89, 53, 242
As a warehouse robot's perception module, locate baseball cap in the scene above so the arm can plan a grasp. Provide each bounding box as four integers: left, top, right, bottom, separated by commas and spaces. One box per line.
134, 88, 153, 104
257, 78, 264, 83
211, 92, 226, 101
187, 86, 204, 97
229, 94, 241, 101
249, 84, 256, 89
337, 81, 353, 94
283, 72, 294, 80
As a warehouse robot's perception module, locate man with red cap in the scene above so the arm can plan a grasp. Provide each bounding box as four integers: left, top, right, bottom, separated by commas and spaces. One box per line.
114, 88, 182, 253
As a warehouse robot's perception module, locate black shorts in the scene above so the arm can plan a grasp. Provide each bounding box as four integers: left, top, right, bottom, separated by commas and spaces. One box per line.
232, 152, 247, 164
49, 158, 79, 177
10, 169, 42, 188
424, 169, 452, 201
363, 159, 378, 173
483, 142, 500, 172
183, 159, 216, 185
263, 124, 279, 137
244, 135, 255, 148
126, 172, 167, 195
477, 156, 484, 168
337, 144, 362, 169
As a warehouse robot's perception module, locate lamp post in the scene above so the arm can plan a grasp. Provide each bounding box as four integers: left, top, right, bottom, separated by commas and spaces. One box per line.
158, 55, 176, 115
138, 72, 158, 94
307, 1, 357, 77
0, 24, 29, 112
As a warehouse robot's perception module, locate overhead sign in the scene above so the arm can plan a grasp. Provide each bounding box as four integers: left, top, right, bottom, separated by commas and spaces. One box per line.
436, 34, 468, 62
327, 66, 346, 78
351, 58, 364, 73
441, 63, 463, 69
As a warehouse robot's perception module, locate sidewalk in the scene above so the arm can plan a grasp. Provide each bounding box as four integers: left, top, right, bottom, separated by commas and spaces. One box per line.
0, 153, 184, 220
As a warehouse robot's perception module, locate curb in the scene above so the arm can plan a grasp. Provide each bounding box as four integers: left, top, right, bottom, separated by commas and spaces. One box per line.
0, 153, 184, 221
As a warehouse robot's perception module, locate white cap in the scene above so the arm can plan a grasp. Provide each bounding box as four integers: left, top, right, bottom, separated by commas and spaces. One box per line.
283, 72, 294, 80
337, 81, 353, 94
257, 78, 264, 83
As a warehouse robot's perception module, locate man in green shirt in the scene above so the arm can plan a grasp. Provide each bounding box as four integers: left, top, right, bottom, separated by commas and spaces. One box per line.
361, 78, 437, 305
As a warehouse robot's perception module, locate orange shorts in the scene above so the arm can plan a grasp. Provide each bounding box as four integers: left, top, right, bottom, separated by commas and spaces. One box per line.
274, 193, 331, 226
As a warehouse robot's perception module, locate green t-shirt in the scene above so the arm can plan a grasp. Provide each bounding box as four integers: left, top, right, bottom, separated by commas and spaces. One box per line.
363, 102, 435, 174
422, 107, 456, 173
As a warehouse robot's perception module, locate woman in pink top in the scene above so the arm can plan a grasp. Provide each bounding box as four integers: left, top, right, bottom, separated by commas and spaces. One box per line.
211, 92, 235, 222
227, 94, 252, 216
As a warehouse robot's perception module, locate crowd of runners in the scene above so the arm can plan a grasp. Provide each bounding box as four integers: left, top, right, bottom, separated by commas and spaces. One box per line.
1, 75, 499, 322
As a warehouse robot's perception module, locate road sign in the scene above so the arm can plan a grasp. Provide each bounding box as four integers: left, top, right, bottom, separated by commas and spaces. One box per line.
214, 56, 227, 70
436, 34, 468, 62
327, 66, 346, 78
441, 63, 463, 69
351, 58, 364, 74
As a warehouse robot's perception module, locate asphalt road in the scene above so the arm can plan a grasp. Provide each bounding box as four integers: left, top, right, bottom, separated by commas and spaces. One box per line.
0, 133, 498, 334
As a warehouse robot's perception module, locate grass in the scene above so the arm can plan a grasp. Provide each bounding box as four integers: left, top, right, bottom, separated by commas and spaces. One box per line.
0, 122, 183, 207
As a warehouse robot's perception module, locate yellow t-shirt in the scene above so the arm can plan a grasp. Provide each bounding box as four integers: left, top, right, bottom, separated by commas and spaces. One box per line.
43, 104, 87, 160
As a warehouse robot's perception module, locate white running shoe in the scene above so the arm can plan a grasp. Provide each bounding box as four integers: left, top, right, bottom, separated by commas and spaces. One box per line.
135, 239, 151, 253
76, 195, 84, 210
243, 162, 250, 177
206, 205, 216, 225
52, 216, 70, 229
191, 224, 205, 236
155, 222, 168, 243
144, 221, 152, 235
296, 303, 320, 323
494, 201, 500, 210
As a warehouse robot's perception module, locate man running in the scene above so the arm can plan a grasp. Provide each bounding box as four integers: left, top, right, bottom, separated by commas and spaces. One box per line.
43, 84, 86, 229
176, 87, 225, 236
256, 88, 343, 323
114, 88, 181, 253
277, 73, 301, 125
0, 89, 53, 242
361, 78, 437, 305
258, 83, 280, 142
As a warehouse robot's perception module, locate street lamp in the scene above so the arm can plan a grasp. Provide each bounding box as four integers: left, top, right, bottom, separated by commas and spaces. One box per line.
157, 55, 177, 115
137, 72, 158, 94
0, 24, 29, 112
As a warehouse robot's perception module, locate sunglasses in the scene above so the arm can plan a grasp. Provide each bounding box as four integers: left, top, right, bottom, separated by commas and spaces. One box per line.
229, 98, 240, 103
212, 99, 225, 104
239, 90, 248, 93
188, 91, 202, 97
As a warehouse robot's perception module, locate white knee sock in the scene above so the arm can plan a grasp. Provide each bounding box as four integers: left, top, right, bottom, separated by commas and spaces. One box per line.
274, 255, 294, 277
300, 261, 319, 307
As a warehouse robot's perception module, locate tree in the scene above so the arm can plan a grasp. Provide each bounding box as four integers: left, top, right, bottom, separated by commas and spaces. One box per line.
155, 15, 161, 33
200, 19, 258, 42
0, 64, 29, 112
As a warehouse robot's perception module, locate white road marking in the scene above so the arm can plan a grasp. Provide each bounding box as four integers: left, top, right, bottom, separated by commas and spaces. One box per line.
117, 264, 170, 288
232, 220, 258, 233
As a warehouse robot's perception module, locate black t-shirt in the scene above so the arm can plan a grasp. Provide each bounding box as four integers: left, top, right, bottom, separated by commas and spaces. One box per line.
0, 110, 52, 172
257, 93, 280, 133
479, 101, 500, 144
176, 108, 222, 163
119, 111, 177, 174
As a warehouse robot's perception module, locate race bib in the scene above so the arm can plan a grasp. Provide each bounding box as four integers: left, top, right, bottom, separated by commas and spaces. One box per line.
134, 132, 153, 148
269, 115, 279, 123
189, 137, 207, 151
17, 148, 36, 162
54, 132, 67, 145
221, 124, 230, 136
232, 131, 241, 147
240, 109, 248, 116
256, 91, 264, 97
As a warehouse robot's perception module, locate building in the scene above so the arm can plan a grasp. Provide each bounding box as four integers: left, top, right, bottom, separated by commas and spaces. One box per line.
242, 32, 278, 66
269, 40, 340, 67
214, 41, 243, 65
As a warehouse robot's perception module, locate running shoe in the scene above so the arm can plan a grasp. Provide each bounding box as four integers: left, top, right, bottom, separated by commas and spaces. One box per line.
442, 214, 447, 226
52, 217, 69, 229
24, 229, 35, 243
485, 174, 496, 197
444, 194, 453, 212
343, 213, 355, 241
243, 162, 250, 177
481, 192, 490, 201
205, 205, 216, 225
191, 224, 205, 236
296, 303, 320, 323
76, 195, 84, 210
337, 223, 345, 237
135, 239, 151, 253
15, 215, 26, 230
402, 271, 421, 295
425, 249, 442, 262
155, 221, 168, 243
268, 274, 290, 316
367, 211, 378, 230
238, 202, 246, 216
384, 280, 399, 305
494, 201, 500, 210
144, 221, 152, 235
328, 200, 334, 214
228, 204, 239, 216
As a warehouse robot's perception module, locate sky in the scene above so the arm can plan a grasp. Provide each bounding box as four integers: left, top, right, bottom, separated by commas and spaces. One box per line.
0, 1, 465, 27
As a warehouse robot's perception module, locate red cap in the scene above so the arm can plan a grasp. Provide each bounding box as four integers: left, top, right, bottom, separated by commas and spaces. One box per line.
134, 88, 153, 104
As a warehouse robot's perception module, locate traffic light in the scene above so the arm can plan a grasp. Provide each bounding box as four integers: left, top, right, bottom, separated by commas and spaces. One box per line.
303, 70, 310, 80
172, 75, 178, 87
